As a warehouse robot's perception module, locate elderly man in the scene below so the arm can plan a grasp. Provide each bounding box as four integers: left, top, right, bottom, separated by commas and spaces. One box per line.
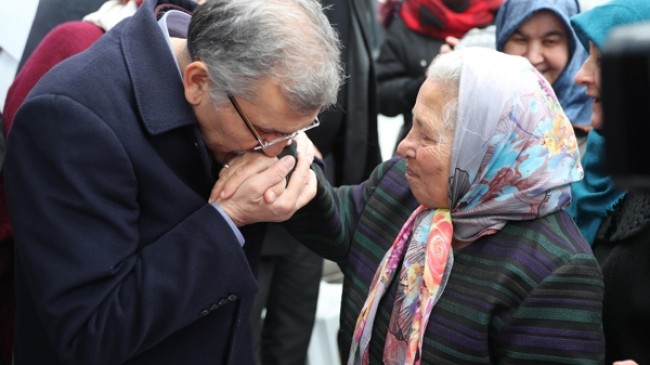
4, 0, 341, 364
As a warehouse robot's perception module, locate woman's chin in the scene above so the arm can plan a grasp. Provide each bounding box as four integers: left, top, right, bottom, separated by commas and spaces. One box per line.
591, 102, 603, 129
590, 115, 603, 130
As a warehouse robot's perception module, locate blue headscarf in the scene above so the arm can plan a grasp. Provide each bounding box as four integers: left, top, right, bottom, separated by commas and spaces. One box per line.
571, 0, 650, 51
566, 130, 625, 244
495, 0, 592, 127
567, 0, 650, 245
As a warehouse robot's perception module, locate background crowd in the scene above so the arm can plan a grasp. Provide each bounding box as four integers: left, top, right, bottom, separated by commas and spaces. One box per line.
0, 0, 648, 364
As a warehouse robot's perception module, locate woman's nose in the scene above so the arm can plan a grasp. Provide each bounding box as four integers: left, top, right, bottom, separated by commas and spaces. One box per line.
574, 63, 591, 86
524, 43, 544, 66
396, 132, 415, 158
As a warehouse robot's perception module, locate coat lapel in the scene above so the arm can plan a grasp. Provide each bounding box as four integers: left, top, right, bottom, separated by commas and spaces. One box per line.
120, 0, 214, 196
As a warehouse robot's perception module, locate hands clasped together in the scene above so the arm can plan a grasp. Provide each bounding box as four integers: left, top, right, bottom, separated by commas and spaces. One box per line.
210, 133, 318, 227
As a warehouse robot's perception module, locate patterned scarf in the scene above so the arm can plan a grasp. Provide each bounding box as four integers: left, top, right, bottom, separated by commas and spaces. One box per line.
348, 48, 583, 364
348, 206, 453, 365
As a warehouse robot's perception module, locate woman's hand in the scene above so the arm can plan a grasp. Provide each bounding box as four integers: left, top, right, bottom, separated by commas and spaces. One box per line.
440, 36, 459, 54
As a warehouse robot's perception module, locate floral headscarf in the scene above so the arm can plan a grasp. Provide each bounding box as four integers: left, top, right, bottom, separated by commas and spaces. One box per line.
450, 47, 583, 240
348, 48, 583, 365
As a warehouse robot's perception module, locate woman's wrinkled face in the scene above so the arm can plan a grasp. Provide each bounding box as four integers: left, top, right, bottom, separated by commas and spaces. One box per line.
574, 42, 602, 129
397, 79, 454, 209
503, 10, 570, 85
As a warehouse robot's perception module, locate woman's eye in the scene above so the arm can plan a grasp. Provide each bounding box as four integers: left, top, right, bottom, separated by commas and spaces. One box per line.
423, 135, 441, 144
543, 37, 562, 46
511, 36, 527, 44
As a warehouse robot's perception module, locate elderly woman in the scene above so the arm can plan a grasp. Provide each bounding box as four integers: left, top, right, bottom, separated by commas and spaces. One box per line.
277, 48, 604, 364
570, 1, 650, 364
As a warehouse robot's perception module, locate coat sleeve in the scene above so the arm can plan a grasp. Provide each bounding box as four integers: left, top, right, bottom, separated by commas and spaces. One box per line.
5, 95, 256, 365
284, 158, 400, 263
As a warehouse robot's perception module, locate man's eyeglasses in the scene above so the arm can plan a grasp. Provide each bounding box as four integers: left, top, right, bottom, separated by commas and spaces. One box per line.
228, 95, 320, 152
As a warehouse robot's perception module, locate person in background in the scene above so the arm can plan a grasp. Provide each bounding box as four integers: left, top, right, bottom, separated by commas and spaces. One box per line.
4, 0, 342, 364
17, 0, 111, 70
570, 0, 650, 363
2, 0, 144, 131
249, 0, 382, 363
376, 0, 503, 154
0, 0, 107, 110
219, 47, 605, 364
495, 0, 593, 150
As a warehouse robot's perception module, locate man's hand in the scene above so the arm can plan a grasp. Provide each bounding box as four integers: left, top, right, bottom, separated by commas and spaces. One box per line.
209, 132, 318, 226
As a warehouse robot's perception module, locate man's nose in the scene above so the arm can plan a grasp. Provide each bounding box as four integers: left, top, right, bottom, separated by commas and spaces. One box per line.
261, 139, 292, 157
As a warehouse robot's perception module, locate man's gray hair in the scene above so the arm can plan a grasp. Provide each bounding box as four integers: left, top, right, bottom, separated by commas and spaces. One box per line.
187, 0, 343, 115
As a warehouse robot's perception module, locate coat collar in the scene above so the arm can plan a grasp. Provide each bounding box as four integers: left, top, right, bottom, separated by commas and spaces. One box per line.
120, 0, 197, 136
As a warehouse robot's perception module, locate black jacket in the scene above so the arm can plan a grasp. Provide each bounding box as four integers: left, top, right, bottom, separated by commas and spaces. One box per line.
308, 0, 382, 186
593, 190, 650, 365
375, 17, 444, 153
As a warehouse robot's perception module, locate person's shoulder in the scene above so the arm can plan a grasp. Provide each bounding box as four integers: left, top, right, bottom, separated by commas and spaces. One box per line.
372, 157, 406, 183
462, 211, 600, 289
47, 21, 104, 40
489, 210, 595, 262
598, 190, 650, 242
362, 157, 415, 207
22, 21, 105, 81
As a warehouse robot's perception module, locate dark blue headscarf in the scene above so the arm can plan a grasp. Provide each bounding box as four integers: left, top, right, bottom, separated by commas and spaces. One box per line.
495, 0, 592, 127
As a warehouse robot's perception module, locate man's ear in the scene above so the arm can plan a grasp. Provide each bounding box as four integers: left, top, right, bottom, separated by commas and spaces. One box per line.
182, 61, 210, 105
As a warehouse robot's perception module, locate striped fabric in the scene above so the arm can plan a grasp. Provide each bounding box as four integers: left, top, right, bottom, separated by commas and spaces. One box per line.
288, 157, 605, 364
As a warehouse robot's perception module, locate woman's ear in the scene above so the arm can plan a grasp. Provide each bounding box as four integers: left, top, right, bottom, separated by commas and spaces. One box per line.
182, 61, 210, 105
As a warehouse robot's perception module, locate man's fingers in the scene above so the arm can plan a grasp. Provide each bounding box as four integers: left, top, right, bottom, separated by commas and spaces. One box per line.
210, 153, 277, 202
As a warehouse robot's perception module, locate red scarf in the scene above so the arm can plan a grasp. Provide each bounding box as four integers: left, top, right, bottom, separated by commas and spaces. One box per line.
399, 0, 503, 39
121, 0, 143, 5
